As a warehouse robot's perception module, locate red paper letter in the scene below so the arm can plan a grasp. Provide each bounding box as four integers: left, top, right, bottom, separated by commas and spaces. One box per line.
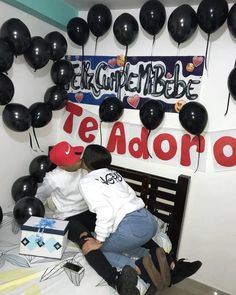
78, 117, 98, 143
128, 127, 149, 159
63, 102, 83, 134
107, 122, 126, 154
181, 134, 205, 166
213, 136, 236, 167
153, 133, 177, 160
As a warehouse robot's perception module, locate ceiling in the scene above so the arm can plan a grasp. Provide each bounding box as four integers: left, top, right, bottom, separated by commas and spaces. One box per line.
64, 0, 204, 11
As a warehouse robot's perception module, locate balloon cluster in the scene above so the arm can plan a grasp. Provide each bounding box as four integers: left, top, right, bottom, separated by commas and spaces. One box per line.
67, 4, 112, 55
12, 154, 56, 225
66, 0, 231, 64
0, 18, 74, 135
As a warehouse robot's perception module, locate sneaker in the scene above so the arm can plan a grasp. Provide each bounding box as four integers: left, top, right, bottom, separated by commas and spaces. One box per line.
115, 265, 140, 295
171, 259, 202, 284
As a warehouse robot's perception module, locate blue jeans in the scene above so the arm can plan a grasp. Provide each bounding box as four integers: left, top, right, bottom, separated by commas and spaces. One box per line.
101, 208, 157, 268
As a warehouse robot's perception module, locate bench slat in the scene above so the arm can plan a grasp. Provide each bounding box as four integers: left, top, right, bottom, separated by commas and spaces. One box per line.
148, 188, 176, 202
145, 198, 174, 214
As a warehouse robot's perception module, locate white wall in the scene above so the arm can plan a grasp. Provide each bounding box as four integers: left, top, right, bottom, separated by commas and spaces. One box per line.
0, 2, 235, 294
70, 7, 235, 295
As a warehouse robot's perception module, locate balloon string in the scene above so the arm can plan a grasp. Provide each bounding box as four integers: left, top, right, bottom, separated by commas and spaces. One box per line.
28, 131, 37, 152
118, 46, 128, 100
33, 127, 44, 152
194, 135, 201, 173
82, 45, 84, 61
224, 92, 231, 116
151, 35, 156, 68
204, 33, 210, 72
225, 58, 236, 116
147, 130, 153, 158
80, 45, 85, 89
99, 121, 103, 146
122, 45, 128, 75
151, 35, 156, 57
176, 43, 180, 56
94, 37, 98, 56
117, 84, 121, 100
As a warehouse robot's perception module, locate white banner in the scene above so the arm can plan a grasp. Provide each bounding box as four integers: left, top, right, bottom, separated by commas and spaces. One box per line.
60, 102, 236, 172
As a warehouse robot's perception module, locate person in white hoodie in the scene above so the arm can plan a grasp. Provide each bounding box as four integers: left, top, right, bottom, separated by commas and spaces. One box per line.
79, 144, 202, 292
35, 141, 140, 295
79, 144, 172, 290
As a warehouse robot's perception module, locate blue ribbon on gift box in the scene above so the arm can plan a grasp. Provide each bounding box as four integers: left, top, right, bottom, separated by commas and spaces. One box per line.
35, 218, 56, 244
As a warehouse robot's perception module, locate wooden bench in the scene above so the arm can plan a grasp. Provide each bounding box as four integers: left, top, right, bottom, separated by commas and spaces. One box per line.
110, 165, 191, 259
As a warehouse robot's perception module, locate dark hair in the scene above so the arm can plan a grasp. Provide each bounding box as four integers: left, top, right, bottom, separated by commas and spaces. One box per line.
82, 144, 112, 170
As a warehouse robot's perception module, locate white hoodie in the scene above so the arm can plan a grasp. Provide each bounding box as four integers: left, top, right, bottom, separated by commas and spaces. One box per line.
79, 168, 145, 242
36, 167, 88, 219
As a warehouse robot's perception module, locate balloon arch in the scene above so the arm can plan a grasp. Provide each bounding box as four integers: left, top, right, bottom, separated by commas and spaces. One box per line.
0, 18, 75, 223
0, 19, 75, 136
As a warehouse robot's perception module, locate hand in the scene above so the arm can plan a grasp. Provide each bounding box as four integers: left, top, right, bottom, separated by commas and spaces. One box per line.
82, 237, 103, 255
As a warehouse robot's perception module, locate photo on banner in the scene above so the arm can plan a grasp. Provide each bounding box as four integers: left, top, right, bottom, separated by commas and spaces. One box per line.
65, 55, 204, 113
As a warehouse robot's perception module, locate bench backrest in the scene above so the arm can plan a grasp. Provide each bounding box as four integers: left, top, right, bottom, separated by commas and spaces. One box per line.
110, 165, 191, 258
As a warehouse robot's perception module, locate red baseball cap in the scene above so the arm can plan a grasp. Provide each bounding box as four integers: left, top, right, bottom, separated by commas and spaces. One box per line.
49, 141, 84, 166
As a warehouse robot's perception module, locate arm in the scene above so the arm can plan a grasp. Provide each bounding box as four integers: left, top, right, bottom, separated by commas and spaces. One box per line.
35, 176, 56, 204
79, 182, 114, 242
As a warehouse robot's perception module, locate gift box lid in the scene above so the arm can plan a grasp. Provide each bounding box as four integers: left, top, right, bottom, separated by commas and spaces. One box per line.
21, 216, 69, 235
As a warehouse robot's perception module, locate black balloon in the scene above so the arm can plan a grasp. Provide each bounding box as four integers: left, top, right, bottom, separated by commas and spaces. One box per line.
87, 4, 112, 38
29, 155, 56, 183
113, 13, 139, 46
13, 197, 45, 225
139, 100, 164, 130
227, 67, 236, 100
24, 36, 50, 71
168, 5, 198, 44
99, 96, 124, 122
2, 103, 31, 132
139, 0, 166, 36
44, 85, 68, 110
0, 206, 2, 224
0, 73, 14, 105
67, 17, 89, 46
11, 175, 38, 202
45, 31, 68, 61
227, 3, 236, 39
0, 18, 31, 55
179, 102, 208, 135
50, 59, 74, 85
29, 102, 52, 128
197, 0, 228, 34
0, 39, 14, 72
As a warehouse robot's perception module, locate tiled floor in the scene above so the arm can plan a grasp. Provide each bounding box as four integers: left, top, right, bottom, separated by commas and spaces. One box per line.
151, 279, 231, 295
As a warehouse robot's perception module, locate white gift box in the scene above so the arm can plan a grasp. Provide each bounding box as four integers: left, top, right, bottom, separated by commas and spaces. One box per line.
20, 216, 69, 259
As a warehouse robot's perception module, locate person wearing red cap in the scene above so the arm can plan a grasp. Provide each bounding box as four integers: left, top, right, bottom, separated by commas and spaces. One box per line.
35, 141, 140, 295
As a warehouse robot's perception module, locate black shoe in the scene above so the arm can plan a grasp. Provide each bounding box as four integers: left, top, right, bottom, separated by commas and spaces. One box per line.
115, 265, 140, 295
171, 259, 202, 284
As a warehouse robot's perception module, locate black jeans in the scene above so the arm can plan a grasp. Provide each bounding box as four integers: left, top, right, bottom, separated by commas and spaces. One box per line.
65, 210, 118, 286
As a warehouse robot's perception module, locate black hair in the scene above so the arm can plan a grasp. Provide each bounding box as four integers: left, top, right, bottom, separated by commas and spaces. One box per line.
82, 144, 112, 170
